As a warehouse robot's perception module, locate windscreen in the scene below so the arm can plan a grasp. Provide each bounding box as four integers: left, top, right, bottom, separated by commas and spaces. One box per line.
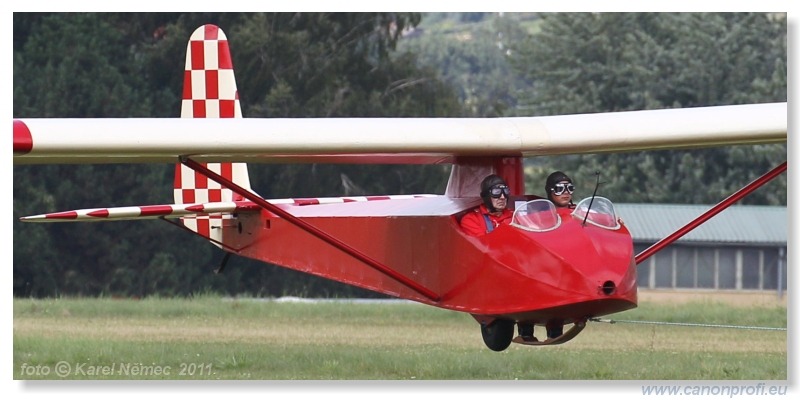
511, 199, 561, 232
571, 197, 620, 230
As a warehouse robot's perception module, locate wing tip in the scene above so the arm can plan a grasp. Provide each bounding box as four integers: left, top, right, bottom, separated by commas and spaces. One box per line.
13, 120, 33, 155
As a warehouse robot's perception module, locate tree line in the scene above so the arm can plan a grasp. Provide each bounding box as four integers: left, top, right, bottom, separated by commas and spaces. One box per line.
12, 12, 786, 298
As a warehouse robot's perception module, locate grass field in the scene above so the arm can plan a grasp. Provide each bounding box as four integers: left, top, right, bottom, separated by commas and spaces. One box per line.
13, 291, 788, 381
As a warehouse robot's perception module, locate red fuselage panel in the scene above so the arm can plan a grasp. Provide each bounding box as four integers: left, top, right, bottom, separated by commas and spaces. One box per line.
225, 198, 637, 324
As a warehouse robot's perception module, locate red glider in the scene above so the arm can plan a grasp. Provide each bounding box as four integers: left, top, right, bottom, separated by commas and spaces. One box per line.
13, 25, 787, 351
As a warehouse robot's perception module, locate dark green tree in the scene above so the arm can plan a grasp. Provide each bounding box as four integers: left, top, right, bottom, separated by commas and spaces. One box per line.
13, 12, 462, 297
511, 13, 786, 205
397, 12, 535, 117
13, 13, 185, 297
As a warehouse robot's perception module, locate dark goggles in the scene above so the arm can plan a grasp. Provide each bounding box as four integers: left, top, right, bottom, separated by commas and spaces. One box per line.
488, 185, 510, 198
551, 183, 574, 195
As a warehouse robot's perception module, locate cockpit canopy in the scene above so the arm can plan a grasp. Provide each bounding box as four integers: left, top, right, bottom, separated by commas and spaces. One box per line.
511, 199, 560, 232
571, 197, 621, 230
511, 197, 620, 232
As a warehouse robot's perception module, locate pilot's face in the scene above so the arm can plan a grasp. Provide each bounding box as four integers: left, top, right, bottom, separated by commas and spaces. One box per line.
489, 184, 509, 211
491, 193, 507, 211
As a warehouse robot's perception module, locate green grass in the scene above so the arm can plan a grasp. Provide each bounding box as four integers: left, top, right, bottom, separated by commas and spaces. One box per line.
13, 295, 787, 380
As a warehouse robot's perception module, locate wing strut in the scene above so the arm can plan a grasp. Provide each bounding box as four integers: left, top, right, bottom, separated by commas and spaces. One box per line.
179, 156, 440, 302
635, 161, 786, 265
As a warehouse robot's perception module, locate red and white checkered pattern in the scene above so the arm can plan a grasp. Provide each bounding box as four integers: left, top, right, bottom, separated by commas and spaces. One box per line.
175, 24, 252, 242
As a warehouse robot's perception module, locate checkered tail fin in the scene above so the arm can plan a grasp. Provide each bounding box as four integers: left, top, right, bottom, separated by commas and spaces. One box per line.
175, 24, 254, 244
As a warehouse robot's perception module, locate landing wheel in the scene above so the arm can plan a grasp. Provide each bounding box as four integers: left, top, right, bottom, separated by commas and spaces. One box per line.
480, 319, 514, 352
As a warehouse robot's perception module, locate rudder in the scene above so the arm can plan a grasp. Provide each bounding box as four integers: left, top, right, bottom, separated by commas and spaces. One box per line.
175, 24, 254, 243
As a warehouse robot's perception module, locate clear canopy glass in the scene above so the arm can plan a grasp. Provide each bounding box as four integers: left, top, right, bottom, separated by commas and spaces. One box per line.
511, 199, 561, 232
571, 196, 620, 230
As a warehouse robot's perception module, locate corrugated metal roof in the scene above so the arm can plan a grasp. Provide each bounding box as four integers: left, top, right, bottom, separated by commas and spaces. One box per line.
614, 204, 787, 245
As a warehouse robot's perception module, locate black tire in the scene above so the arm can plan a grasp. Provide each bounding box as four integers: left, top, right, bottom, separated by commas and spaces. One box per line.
480, 319, 514, 352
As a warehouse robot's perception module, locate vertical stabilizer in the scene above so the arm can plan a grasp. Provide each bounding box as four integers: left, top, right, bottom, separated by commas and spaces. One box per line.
175, 24, 253, 242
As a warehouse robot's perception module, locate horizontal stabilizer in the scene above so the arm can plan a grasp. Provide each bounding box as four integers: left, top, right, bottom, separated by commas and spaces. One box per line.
19, 194, 440, 222
19, 201, 261, 222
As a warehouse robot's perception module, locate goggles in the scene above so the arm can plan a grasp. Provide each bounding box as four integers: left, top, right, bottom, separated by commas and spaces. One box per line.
488, 185, 510, 198
551, 183, 574, 196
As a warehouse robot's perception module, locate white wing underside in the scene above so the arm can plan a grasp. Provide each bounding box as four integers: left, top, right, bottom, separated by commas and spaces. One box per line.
13, 102, 786, 165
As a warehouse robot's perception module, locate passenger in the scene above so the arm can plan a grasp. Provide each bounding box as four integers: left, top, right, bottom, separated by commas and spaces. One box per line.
545, 170, 575, 209
541, 171, 575, 338
518, 171, 575, 342
460, 174, 513, 236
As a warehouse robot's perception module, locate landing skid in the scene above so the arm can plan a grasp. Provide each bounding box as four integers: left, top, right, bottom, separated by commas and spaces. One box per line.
512, 319, 587, 346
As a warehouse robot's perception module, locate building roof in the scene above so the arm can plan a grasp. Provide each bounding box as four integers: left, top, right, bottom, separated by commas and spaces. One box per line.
613, 203, 787, 245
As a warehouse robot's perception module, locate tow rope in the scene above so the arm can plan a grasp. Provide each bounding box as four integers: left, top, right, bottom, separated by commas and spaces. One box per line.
589, 317, 786, 331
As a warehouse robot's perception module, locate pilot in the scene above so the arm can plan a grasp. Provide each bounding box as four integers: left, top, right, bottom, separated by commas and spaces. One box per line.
545, 171, 575, 209
459, 174, 513, 236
